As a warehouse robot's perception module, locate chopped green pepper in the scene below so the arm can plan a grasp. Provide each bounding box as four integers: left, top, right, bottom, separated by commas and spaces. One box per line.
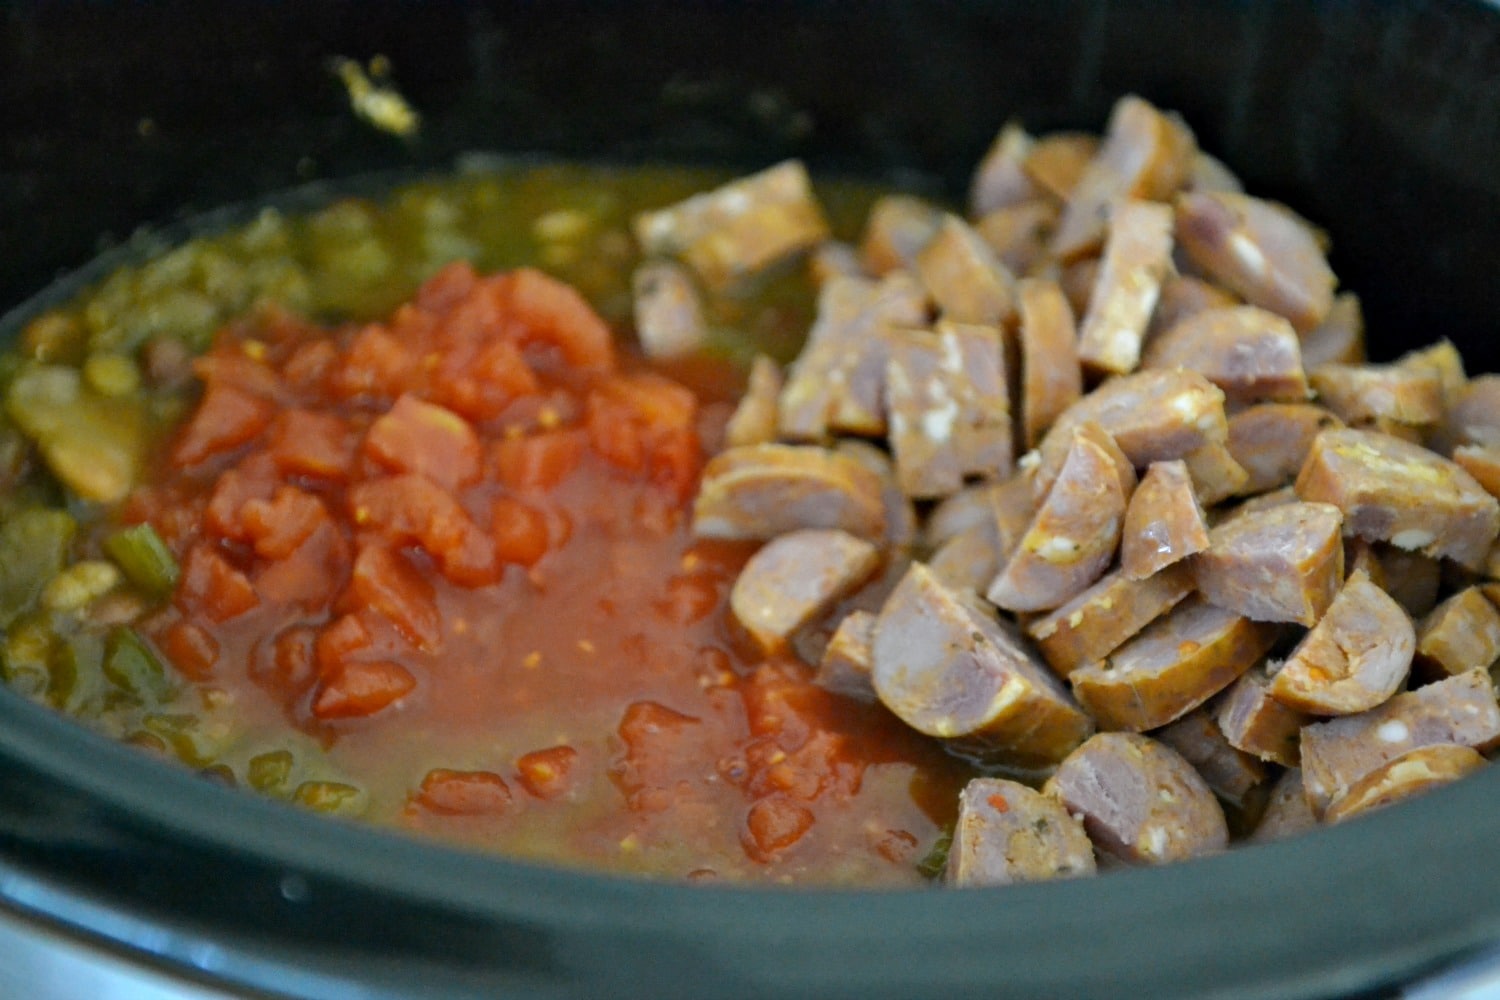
102, 627, 176, 704
104, 523, 180, 598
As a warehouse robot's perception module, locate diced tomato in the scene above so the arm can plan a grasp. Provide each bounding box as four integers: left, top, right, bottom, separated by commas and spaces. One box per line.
280, 338, 338, 394
268, 409, 355, 481
315, 612, 373, 675
597, 371, 697, 431
612, 701, 708, 811
363, 394, 481, 491
172, 383, 276, 466
333, 325, 413, 403
261, 624, 318, 696
490, 496, 548, 567
490, 430, 586, 492
157, 620, 219, 680
191, 350, 282, 400
241, 486, 330, 560
435, 525, 502, 588
743, 795, 815, 861
431, 339, 540, 423
253, 522, 348, 609
350, 544, 441, 649
177, 544, 260, 623
311, 660, 416, 720
515, 745, 579, 800
586, 400, 645, 473
586, 374, 702, 499
502, 267, 614, 370
414, 260, 480, 312
414, 767, 513, 816
347, 474, 498, 586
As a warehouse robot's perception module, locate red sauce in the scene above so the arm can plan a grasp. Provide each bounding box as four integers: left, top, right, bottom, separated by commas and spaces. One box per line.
123, 263, 966, 884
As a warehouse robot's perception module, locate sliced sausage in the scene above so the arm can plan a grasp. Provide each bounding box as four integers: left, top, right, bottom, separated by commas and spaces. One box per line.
915, 215, 1018, 325
633, 160, 831, 288
730, 529, 880, 655
969, 122, 1038, 217
1453, 444, 1500, 499
1187, 151, 1243, 194
1121, 459, 1210, 580
1226, 402, 1342, 495
777, 273, 928, 440
1267, 568, 1414, 715
1069, 596, 1277, 732
1299, 669, 1500, 816
1077, 199, 1175, 377
1145, 273, 1239, 343
1017, 277, 1082, 450
1298, 291, 1365, 368
693, 443, 886, 542
1026, 562, 1195, 678
1193, 500, 1344, 627
723, 355, 782, 448
1044, 732, 1228, 864
1431, 374, 1500, 455
945, 778, 1096, 887
885, 322, 1011, 498
975, 200, 1058, 276
1377, 545, 1443, 618
987, 423, 1132, 613
924, 481, 1001, 551
1143, 305, 1309, 404
1181, 441, 1250, 506
860, 195, 945, 276
1174, 191, 1336, 332
807, 240, 865, 287
1323, 744, 1486, 825
1294, 427, 1500, 571
928, 518, 1002, 595
1022, 131, 1100, 202
815, 610, 877, 700
1415, 586, 1500, 679
872, 563, 1094, 765
1217, 663, 1309, 767
1309, 362, 1444, 428
835, 439, 919, 551
1058, 257, 1100, 320
1051, 96, 1196, 262
1250, 769, 1319, 842
631, 260, 708, 360
1398, 339, 1467, 403
1154, 708, 1267, 809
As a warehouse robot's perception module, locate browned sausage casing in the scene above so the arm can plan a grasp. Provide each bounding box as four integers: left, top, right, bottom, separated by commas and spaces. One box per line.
1322, 744, 1486, 825
693, 443, 887, 542
1026, 562, 1195, 678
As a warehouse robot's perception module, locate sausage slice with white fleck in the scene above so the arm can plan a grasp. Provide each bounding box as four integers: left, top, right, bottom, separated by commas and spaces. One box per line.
860, 195, 945, 276
1017, 278, 1082, 450
987, 423, 1132, 613
872, 563, 1094, 765
1026, 562, 1195, 678
1194, 501, 1344, 626
693, 443, 886, 542
945, 778, 1096, 887
1143, 305, 1309, 404
816, 610, 877, 700
1077, 199, 1175, 377
1415, 587, 1500, 679
1044, 732, 1228, 865
1268, 568, 1414, 715
1121, 459, 1209, 580
723, 355, 782, 448
1309, 363, 1444, 428
915, 215, 1018, 325
1023, 132, 1100, 202
1154, 708, 1267, 809
1294, 427, 1500, 570
1323, 744, 1486, 825
1070, 596, 1277, 732
975, 200, 1058, 276
1174, 191, 1336, 332
1217, 664, 1309, 767
1182, 442, 1250, 506
1226, 402, 1342, 494
730, 529, 880, 655
1299, 669, 1500, 816
1251, 769, 1319, 842
1453, 445, 1500, 499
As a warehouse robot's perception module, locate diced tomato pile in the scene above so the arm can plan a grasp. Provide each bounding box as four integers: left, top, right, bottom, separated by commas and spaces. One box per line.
121, 263, 959, 877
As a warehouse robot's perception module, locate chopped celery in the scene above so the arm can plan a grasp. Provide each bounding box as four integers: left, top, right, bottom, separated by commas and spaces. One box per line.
104, 523, 179, 597
102, 627, 176, 704
0, 509, 76, 627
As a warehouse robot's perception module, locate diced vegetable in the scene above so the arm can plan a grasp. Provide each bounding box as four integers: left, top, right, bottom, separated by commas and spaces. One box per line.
104, 524, 180, 597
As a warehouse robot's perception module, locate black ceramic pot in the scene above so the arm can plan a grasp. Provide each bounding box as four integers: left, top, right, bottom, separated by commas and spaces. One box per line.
2, 3, 1500, 997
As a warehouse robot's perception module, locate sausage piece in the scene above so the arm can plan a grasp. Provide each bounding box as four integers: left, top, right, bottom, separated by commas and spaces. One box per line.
777, 273, 928, 440
1154, 708, 1267, 809
1453, 444, 1500, 499
1017, 278, 1082, 450
730, 529, 880, 654
1294, 427, 1500, 571
1431, 374, 1500, 456
1267, 568, 1414, 715
1026, 562, 1195, 678
631, 260, 708, 360
1077, 199, 1175, 377
1022, 132, 1100, 202
1217, 664, 1309, 767
1193, 501, 1344, 627
836, 439, 919, 552
1051, 96, 1196, 262
1298, 291, 1366, 368
872, 563, 1094, 765
915, 215, 1018, 325
885, 321, 1012, 498
693, 443, 887, 542
969, 123, 1038, 217
1415, 587, 1500, 679
1309, 363, 1444, 428
807, 240, 865, 287
860, 195, 945, 276
1069, 596, 1277, 732
633, 160, 831, 288
1174, 191, 1336, 332
1044, 732, 1228, 864
1250, 769, 1319, 842
945, 778, 1097, 887
1121, 459, 1210, 580
1226, 402, 1342, 495
987, 424, 1132, 613
1143, 305, 1309, 404
975, 200, 1059, 276
723, 355, 782, 448
928, 519, 1002, 595
816, 610, 877, 700
1377, 545, 1443, 618
1322, 744, 1486, 825
1299, 669, 1500, 816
